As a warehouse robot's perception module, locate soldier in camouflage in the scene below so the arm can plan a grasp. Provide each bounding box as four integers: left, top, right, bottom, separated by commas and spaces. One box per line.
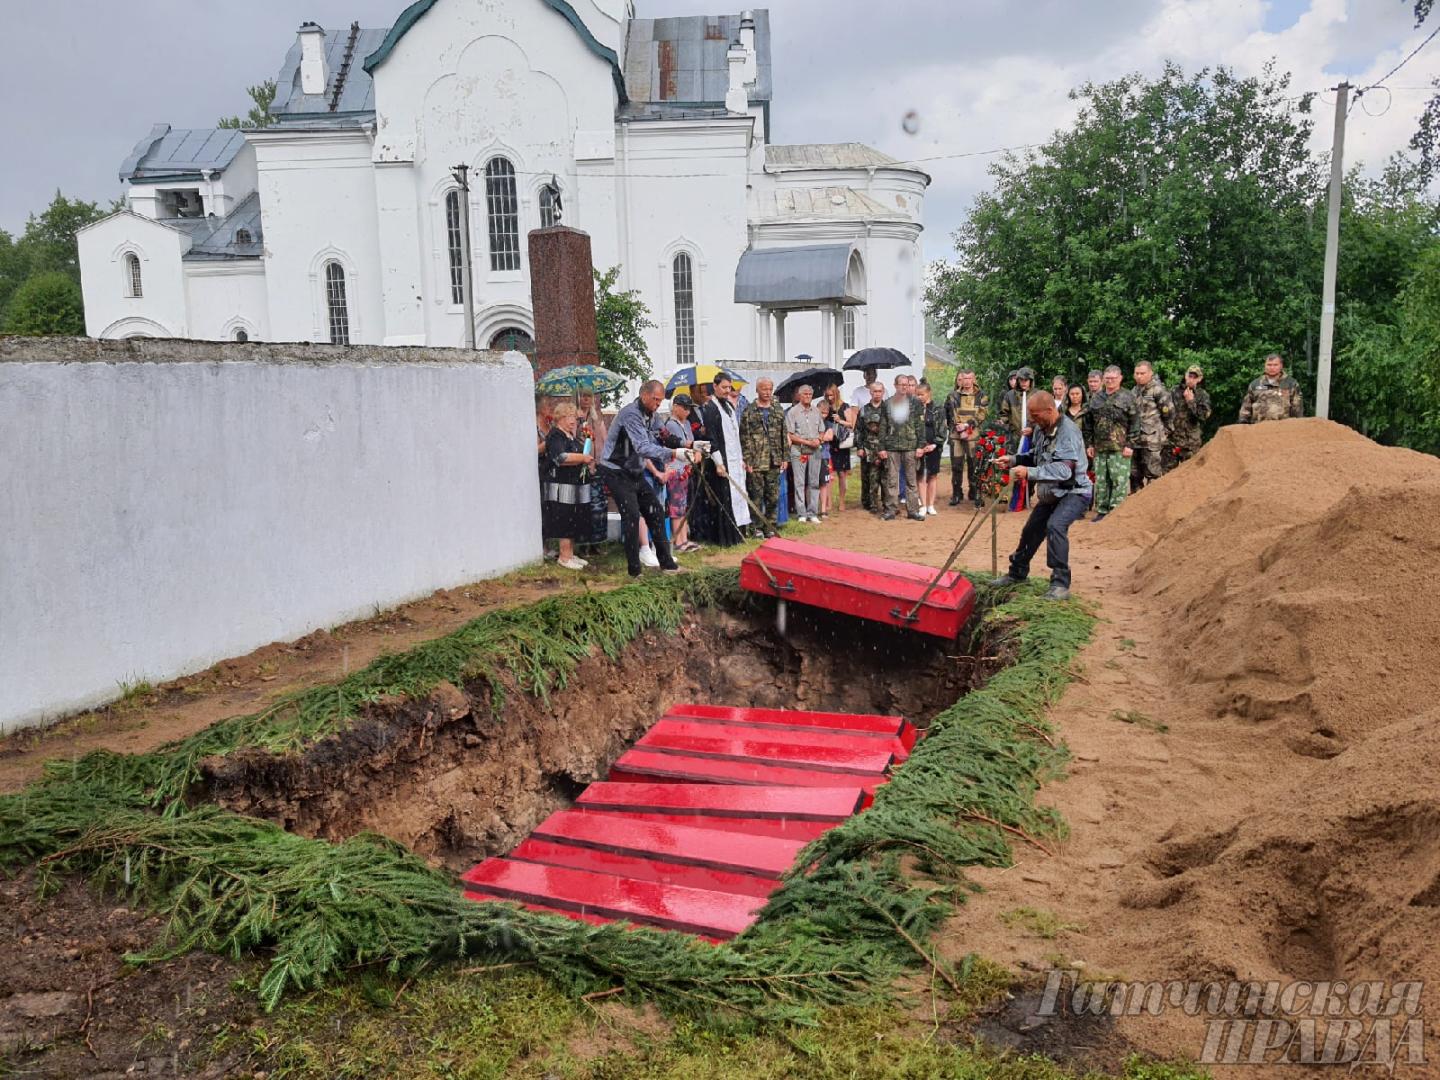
1164, 364, 1212, 472
855, 381, 889, 514
881, 375, 928, 521
1130, 361, 1173, 490
944, 368, 990, 506
738, 377, 788, 535
1239, 353, 1304, 423
1081, 365, 1141, 520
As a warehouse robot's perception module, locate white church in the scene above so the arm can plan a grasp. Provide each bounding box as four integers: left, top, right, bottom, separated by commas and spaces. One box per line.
78, 0, 930, 372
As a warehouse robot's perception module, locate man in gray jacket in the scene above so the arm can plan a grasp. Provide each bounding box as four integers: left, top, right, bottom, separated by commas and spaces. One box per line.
990, 390, 1092, 601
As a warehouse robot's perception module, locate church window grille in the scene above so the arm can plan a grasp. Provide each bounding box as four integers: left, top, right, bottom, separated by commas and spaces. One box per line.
324, 261, 350, 345
445, 189, 465, 305
672, 252, 695, 365
842, 307, 856, 352
125, 253, 143, 298
484, 158, 521, 272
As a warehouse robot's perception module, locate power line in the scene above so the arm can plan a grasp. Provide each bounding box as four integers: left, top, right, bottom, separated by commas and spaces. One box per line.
1354, 24, 1440, 100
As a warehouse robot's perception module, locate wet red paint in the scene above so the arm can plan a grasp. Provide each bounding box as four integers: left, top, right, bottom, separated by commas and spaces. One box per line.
531, 809, 806, 878
642, 717, 909, 766
739, 538, 977, 639
665, 703, 919, 751
462, 859, 764, 938
510, 838, 781, 898
608, 748, 885, 794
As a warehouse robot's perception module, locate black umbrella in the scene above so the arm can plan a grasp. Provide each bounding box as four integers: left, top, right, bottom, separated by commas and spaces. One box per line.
775, 366, 844, 403
842, 347, 911, 372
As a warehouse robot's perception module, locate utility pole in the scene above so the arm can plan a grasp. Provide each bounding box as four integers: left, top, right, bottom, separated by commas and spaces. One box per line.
451, 164, 477, 349
1316, 82, 1348, 420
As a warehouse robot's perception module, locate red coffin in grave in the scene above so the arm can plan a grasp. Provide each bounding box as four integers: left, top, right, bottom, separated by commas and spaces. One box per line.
739, 538, 977, 640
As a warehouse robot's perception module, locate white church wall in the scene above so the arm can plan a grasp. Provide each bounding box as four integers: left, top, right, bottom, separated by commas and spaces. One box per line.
208, 144, 259, 217
250, 129, 384, 344
78, 213, 191, 339
620, 118, 753, 374
0, 339, 541, 734
369, 0, 621, 346
184, 263, 271, 341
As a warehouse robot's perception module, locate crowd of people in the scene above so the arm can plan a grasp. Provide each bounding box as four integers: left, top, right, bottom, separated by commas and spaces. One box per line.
534, 352, 1305, 582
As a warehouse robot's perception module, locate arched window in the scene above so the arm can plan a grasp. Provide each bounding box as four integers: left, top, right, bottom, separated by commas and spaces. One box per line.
842, 307, 856, 352
484, 157, 521, 272
672, 252, 695, 365
539, 184, 561, 229
445, 189, 466, 305
324, 261, 350, 345
234, 328, 249, 343
489, 327, 535, 355
124, 253, 143, 298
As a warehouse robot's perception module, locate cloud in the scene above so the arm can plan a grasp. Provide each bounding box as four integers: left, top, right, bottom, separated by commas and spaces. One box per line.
0, 0, 1432, 261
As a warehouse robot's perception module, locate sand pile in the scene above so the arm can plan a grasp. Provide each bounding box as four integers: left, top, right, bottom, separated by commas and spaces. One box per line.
1116, 420, 1440, 753
1097, 420, 1440, 989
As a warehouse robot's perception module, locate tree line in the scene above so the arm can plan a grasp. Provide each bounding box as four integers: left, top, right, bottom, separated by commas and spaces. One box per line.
926, 62, 1440, 455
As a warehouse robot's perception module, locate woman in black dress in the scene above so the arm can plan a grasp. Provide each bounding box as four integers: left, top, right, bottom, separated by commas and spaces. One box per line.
542, 402, 595, 571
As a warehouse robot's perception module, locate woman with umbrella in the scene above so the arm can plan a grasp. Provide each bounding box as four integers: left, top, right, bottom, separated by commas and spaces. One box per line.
536, 365, 626, 549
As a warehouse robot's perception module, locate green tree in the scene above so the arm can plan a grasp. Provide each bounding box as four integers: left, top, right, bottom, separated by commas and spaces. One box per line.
218, 81, 278, 129
1410, 2, 1440, 183
20, 191, 109, 282
2, 272, 85, 336
593, 266, 656, 395
0, 229, 33, 324
926, 63, 1323, 423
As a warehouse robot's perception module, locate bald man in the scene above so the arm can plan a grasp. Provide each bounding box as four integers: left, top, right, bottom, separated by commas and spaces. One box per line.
598, 380, 693, 577
990, 390, 1092, 601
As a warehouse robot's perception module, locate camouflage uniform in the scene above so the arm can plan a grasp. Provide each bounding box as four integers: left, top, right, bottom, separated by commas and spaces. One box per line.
738, 401, 788, 528
1082, 388, 1141, 515
1130, 379, 1174, 489
944, 386, 990, 504
881, 395, 924, 517
1238, 375, 1303, 423
857, 401, 888, 512
1163, 384, 1212, 472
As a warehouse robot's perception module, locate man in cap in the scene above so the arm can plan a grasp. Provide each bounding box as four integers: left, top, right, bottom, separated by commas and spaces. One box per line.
1164, 365, 1213, 471
1238, 353, 1304, 423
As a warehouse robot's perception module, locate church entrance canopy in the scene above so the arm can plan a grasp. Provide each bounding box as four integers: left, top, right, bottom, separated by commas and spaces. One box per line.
733, 243, 866, 366
733, 243, 865, 310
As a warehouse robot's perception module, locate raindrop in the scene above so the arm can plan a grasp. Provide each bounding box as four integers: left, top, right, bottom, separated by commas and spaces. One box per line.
901, 109, 921, 136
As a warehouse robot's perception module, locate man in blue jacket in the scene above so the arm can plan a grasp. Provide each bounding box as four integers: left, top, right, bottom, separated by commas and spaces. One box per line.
990, 390, 1092, 601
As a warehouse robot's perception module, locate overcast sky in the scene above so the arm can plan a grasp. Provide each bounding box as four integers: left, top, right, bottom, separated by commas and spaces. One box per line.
0, 0, 1434, 260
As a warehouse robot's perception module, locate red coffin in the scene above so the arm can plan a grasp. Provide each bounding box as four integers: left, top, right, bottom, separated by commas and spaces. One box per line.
739, 538, 976, 639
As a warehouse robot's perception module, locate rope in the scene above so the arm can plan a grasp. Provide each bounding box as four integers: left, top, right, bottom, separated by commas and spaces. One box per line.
894, 483, 1010, 624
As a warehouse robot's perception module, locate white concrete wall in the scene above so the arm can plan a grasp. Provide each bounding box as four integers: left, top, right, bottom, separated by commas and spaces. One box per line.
184, 263, 271, 341
370, 0, 621, 349
78, 213, 192, 339
0, 339, 541, 733
250, 129, 385, 344
622, 118, 754, 369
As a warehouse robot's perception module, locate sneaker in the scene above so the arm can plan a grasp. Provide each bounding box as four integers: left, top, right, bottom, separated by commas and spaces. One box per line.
573, 556, 589, 568
558, 557, 586, 571
908, 512, 926, 522
638, 546, 660, 568
948, 495, 962, 506
881, 511, 897, 521
1043, 583, 1071, 601
927, 506, 938, 516
989, 574, 1024, 588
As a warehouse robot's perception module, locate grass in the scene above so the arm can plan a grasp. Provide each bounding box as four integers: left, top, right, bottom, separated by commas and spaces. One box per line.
0, 570, 1172, 1075
239, 968, 1205, 1080
1108, 709, 1168, 734
1116, 639, 1137, 652
1001, 907, 1085, 940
